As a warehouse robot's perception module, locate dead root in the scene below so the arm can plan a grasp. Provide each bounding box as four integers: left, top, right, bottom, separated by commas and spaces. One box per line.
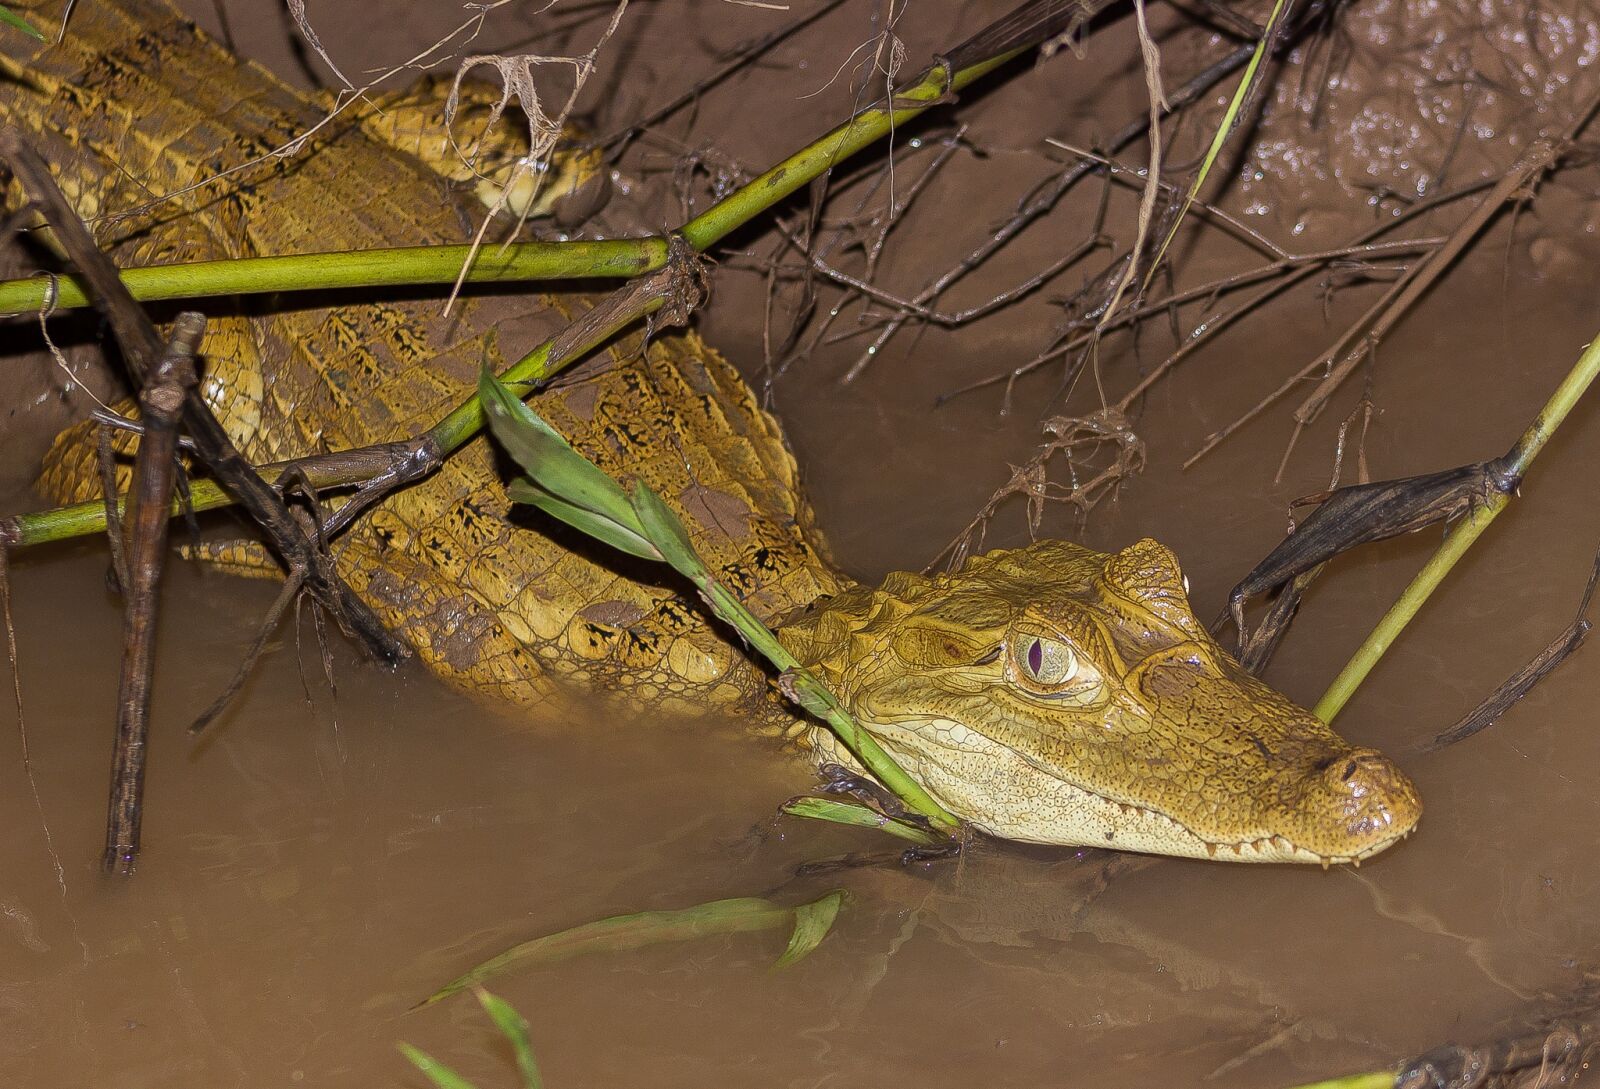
930, 409, 1144, 572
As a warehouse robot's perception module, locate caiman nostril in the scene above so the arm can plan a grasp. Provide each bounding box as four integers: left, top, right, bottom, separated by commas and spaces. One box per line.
1285, 746, 1422, 857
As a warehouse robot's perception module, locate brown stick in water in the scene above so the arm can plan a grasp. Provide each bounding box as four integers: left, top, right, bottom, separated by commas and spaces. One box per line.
103, 314, 203, 875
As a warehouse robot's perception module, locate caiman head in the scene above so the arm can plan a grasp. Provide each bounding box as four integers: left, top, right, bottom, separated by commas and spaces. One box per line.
777, 538, 1420, 865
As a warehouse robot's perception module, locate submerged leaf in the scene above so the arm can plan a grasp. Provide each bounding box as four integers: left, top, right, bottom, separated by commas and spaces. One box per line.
399, 1043, 482, 1089
781, 796, 944, 845
773, 890, 846, 969
417, 896, 797, 1008
479, 368, 643, 535
506, 478, 661, 561
474, 989, 543, 1089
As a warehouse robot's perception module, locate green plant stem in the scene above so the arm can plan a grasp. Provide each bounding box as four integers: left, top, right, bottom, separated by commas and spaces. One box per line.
4, 288, 651, 547
1315, 332, 1600, 722
0, 240, 665, 315
0, 48, 1019, 319
4, 43, 1033, 550
697, 578, 959, 834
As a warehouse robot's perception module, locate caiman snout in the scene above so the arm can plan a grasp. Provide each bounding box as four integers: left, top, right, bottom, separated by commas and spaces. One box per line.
1278, 746, 1422, 864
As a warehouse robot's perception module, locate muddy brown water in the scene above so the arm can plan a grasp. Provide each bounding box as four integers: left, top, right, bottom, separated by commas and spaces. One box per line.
4, 1, 1600, 1086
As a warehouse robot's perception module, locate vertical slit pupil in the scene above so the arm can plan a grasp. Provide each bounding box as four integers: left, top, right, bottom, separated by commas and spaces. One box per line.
1027, 639, 1043, 676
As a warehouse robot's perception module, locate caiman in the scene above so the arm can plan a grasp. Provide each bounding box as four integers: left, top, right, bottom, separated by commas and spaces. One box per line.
0, 0, 1420, 864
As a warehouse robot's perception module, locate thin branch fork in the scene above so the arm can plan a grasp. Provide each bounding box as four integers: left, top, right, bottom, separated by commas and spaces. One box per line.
1, 127, 411, 872
1, 129, 407, 663
839, 0, 1333, 384
1185, 119, 1586, 475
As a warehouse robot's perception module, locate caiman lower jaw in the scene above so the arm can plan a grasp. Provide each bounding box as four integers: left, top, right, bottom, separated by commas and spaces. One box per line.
807, 718, 1422, 866
960, 783, 1419, 867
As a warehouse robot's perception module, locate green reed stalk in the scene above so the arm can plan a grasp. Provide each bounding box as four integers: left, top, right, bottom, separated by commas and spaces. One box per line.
1315, 332, 1600, 722
0, 240, 664, 314
479, 371, 961, 835
0, 49, 1018, 319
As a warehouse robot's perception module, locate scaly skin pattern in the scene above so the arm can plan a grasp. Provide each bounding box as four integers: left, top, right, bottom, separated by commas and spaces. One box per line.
5, 0, 1420, 862
3, 0, 839, 729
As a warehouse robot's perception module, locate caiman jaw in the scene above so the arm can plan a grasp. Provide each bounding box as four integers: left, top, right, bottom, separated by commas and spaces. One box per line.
778, 537, 1422, 865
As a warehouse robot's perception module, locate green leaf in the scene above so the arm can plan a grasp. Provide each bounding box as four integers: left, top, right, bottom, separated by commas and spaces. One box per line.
627, 482, 704, 580
773, 889, 846, 969
398, 1043, 482, 1089
474, 989, 543, 1089
478, 368, 643, 535
417, 896, 796, 1008
506, 478, 661, 562
0, 6, 46, 40
781, 796, 944, 845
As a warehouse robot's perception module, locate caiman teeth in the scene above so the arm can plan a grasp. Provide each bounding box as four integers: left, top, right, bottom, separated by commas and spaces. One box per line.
1200, 822, 1412, 867
1071, 778, 1414, 865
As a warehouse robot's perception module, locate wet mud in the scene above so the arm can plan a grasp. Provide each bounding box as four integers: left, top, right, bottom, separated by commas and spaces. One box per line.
4, 0, 1600, 1085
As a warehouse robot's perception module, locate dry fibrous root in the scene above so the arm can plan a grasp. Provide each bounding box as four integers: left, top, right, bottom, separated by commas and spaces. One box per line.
932, 409, 1144, 573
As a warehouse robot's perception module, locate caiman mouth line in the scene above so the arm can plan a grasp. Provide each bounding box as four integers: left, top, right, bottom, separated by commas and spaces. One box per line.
1094, 792, 1418, 869
1011, 744, 1421, 868
791, 539, 1423, 867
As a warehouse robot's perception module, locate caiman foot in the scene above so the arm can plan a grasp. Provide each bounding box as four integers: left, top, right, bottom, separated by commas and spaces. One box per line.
795, 838, 962, 877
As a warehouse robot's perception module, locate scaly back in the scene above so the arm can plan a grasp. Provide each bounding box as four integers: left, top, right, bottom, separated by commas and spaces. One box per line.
4, 0, 841, 726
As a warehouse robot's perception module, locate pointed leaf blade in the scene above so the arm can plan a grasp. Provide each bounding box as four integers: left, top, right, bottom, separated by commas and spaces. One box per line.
780, 796, 944, 845
506, 479, 661, 562
773, 889, 846, 969
478, 368, 642, 534
0, 6, 45, 39
398, 1044, 482, 1089
474, 989, 543, 1089
628, 482, 703, 579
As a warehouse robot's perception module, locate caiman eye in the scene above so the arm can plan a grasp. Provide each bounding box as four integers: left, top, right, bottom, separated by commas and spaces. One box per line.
1015, 636, 1077, 686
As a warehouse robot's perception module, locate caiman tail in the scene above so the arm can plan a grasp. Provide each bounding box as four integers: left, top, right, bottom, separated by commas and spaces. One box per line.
3, 0, 842, 726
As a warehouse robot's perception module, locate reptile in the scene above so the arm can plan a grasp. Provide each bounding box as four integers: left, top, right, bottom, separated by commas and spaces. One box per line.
1, 0, 1420, 864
